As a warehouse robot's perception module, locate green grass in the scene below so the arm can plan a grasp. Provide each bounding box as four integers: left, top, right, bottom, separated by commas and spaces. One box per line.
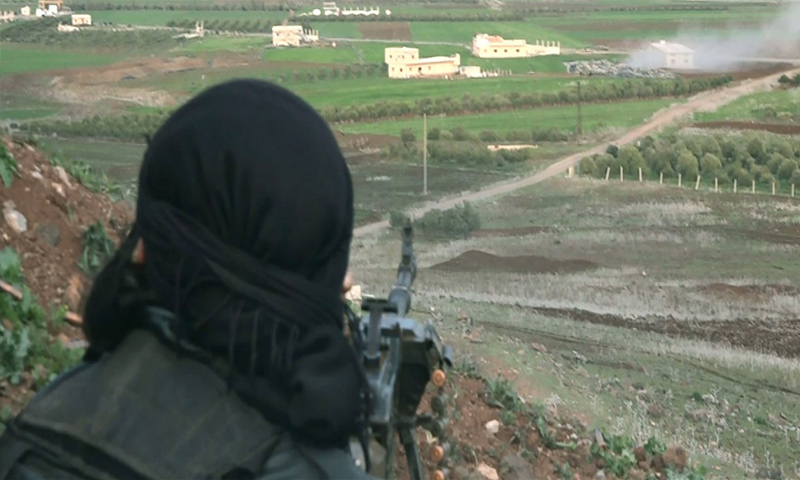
410, 21, 585, 48
339, 98, 677, 137
39, 138, 145, 182
175, 36, 266, 53
695, 88, 800, 123
0, 108, 59, 121
288, 76, 607, 108
0, 44, 118, 76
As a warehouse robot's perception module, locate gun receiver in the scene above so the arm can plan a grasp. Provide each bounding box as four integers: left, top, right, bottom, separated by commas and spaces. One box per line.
357, 222, 454, 480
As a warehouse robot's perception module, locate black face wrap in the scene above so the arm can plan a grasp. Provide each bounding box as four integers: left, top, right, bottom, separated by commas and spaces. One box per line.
81, 79, 364, 447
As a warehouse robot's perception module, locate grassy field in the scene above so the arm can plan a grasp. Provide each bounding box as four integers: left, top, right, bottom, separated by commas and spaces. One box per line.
350, 177, 800, 477
85, 9, 288, 25
695, 88, 800, 123
0, 44, 118, 76
409, 21, 584, 48
338, 98, 677, 137
289, 76, 608, 107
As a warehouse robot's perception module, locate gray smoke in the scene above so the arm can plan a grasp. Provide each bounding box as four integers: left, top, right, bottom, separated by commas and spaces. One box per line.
627, 1, 800, 71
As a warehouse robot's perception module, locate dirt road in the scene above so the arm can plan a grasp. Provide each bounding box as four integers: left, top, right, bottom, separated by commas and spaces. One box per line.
353, 66, 800, 237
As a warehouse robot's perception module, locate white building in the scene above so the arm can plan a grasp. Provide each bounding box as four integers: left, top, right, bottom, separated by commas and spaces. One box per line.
71, 14, 91, 26
20, 6, 31, 16
0, 10, 15, 22
645, 40, 695, 69
271, 25, 319, 46
472, 34, 560, 58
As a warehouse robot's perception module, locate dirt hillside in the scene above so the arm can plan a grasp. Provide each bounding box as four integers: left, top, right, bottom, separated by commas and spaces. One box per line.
0, 137, 132, 314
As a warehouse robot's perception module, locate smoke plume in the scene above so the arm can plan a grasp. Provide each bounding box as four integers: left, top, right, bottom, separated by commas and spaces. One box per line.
628, 2, 800, 71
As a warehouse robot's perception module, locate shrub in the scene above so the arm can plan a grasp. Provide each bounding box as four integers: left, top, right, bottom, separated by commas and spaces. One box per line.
427, 127, 440, 141
389, 211, 410, 229
579, 156, 597, 176
415, 202, 480, 238
79, 222, 116, 277
479, 130, 501, 142
400, 128, 415, 146
0, 144, 19, 188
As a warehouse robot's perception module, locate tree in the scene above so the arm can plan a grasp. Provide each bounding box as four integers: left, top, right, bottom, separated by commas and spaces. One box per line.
618, 145, 647, 176
676, 150, 699, 178
779, 74, 792, 85
594, 153, 614, 177
699, 153, 722, 174
778, 158, 799, 180
792, 169, 800, 186
747, 136, 767, 164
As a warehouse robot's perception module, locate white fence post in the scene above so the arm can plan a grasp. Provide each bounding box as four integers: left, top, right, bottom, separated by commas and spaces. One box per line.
620, 166, 623, 182
605, 167, 611, 181
733, 178, 737, 193
752, 179, 756, 194
695, 175, 701, 191
714, 177, 718, 193
793, 184, 795, 198
678, 173, 682, 187
659, 172, 663, 185
772, 182, 776, 195
639, 167, 643, 182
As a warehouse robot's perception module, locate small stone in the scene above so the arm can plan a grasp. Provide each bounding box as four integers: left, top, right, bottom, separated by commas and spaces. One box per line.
530, 342, 547, 353
35, 223, 61, 247
1, 319, 13, 331
476, 463, 499, 480
500, 454, 534, 480
485, 419, 500, 434
55, 166, 72, 188
31, 171, 43, 180
3, 201, 27, 233
56, 333, 70, 346
64, 274, 84, 310
594, 470, 606, 479
51, 182, 66, 197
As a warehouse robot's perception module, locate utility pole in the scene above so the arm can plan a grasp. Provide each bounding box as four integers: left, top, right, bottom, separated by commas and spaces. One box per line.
423, 113, 428, 196
576, 81, 583, 136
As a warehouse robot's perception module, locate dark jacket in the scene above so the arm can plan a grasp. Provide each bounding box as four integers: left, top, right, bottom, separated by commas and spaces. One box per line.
0, 308, 375, 480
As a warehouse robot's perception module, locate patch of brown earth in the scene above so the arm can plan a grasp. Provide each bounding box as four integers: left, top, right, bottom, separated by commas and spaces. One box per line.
693, 121, 800, 135
430, 250, 599, 275
487, 306, 800, 358
357, 21, 412, 41
396, 374, 688, 480
472, 226, 554, 238
701, 283, 798, 298
0, 138, 132, 313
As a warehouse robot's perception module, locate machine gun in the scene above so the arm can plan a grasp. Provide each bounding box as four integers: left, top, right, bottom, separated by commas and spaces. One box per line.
347, 222, 454, 480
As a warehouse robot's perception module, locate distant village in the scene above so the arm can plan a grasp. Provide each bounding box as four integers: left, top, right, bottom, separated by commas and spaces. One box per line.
2, 0, 697, 79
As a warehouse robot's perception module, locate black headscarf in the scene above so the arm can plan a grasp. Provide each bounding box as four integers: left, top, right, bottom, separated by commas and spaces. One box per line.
81, 79, 364, 447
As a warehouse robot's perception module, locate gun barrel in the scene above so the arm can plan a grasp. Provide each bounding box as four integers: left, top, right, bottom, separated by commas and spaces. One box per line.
389, 224, 416, 316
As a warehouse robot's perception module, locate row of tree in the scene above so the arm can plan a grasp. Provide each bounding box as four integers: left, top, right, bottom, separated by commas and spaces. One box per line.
778, 74, 800, 88
579, 131, 800, 187
70, 2, 290, 11
423, 126, 569, 143
320, 76, 734, 124
385, 141, 533, 168
20, 75, 732, 141
166, 18, 275, 32
20, 112, 171, 142
1, 18, 175, 47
